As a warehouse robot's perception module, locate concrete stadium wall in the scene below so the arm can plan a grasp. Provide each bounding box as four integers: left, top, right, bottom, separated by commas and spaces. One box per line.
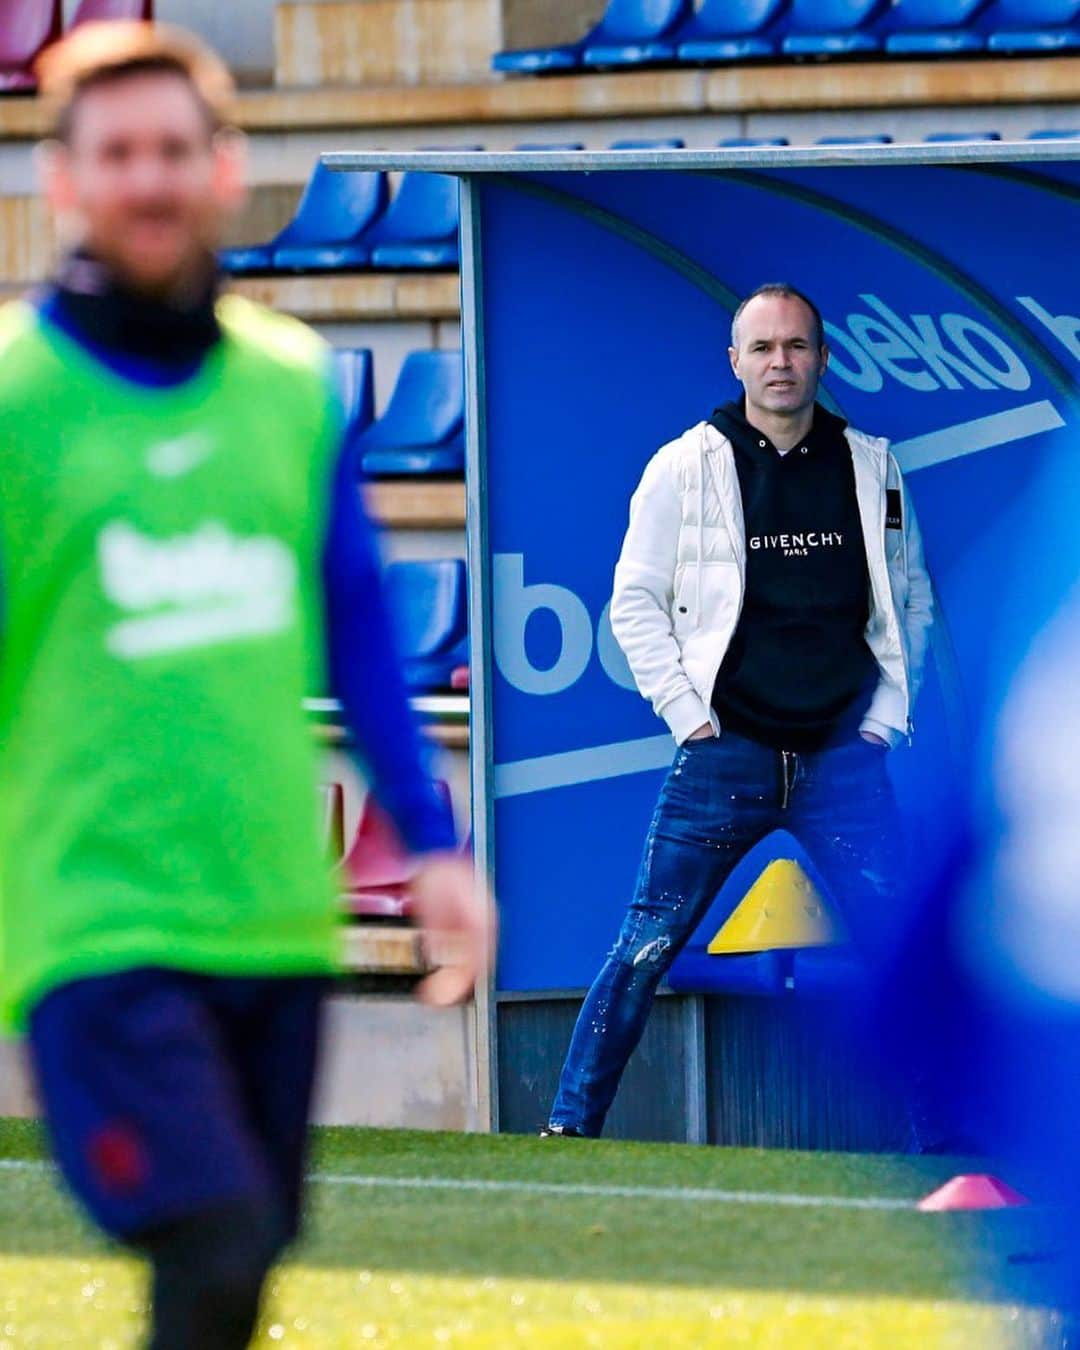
501, 0, 603, 51
78, 0, 601, 87
276, 0, 503, 88
57, 0, 278, 86
271, 0, 606, 88
315, 995, 472, 1130
0, 996, 474, 1130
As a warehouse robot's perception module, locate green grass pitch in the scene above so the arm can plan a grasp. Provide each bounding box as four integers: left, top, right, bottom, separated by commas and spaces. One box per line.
0, 1119, 1066, 1347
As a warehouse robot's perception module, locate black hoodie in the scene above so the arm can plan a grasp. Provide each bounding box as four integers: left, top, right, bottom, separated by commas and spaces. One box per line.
708, 400, 879, 752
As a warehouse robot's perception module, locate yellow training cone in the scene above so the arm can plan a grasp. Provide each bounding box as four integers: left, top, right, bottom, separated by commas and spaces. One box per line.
707, 859, 844, 954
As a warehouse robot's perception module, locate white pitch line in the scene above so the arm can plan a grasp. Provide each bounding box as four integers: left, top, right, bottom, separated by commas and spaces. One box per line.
0, 1158, 913, 1212
310, 1172, 915, 1211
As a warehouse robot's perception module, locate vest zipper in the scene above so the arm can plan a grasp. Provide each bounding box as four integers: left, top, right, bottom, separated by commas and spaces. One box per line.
879, 463, 911, 721
780, 751, 796, 811
856, 445, 911, 734
698, 435, 746, 705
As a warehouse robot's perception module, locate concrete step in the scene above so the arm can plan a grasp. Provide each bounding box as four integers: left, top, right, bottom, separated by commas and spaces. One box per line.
231, 272, 459, 323
2, 59, 1077, 142
0, 183, 302, 285
317, 716, 469, 751
0, 270, 459, 329
366, 480, 465, 529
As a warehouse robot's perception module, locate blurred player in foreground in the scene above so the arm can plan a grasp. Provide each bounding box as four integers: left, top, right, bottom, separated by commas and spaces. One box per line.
0, 21, 492, 1350
866, 434, 1080, 1325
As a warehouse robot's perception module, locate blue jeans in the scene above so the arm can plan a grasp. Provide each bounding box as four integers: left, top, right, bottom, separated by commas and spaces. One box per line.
549, 730, 904, 1137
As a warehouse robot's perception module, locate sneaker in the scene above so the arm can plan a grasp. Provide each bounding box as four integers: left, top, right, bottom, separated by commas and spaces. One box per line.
538, 1123, 583, 1138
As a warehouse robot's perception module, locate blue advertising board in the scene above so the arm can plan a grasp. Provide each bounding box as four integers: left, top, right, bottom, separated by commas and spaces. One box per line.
331, 148, 1080, 1010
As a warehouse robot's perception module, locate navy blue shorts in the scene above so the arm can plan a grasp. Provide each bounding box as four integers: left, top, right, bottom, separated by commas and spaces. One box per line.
27, 968, 329, 1242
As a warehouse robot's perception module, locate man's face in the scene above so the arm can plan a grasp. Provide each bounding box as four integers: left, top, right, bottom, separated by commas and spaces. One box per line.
729, 294, 829, 418
43, 70, 244, 294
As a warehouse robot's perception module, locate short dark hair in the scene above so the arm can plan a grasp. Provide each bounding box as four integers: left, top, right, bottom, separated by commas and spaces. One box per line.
731, 283, 826, 351
37, 21, 235, 144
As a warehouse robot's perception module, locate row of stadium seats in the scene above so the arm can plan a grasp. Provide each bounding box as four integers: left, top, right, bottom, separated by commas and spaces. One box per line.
0, 0, 150, 92
494, 0, 1080, 73
313, 557, 467, 927
315, 517, 469, 914
335, 348, 464, 479
549, 129, 1079, 146
221, 164, 461, 275
224, 124, 1075, 275
3, 0, 1073, 97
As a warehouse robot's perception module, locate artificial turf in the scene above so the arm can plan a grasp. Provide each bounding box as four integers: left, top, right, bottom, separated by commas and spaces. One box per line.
0, 1119, 1065, 1347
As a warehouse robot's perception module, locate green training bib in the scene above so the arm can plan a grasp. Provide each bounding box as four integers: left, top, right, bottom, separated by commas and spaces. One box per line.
0, 295, 342, 1030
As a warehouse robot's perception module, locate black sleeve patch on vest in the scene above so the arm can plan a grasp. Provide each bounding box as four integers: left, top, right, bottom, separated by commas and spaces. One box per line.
885, 488, 903, 531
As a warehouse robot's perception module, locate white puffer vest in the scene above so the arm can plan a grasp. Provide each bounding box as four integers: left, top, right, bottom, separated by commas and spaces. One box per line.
609, 420, 934, 748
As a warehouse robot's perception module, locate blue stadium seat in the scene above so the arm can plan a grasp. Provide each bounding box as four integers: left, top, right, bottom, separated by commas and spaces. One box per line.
382, 560, 469, 693
1027, 127, 1080, 137
581, 0, 694, 67
332, 349, 376, 446
268, 165, 390, 272
924, 130, 1002, 140
816, 134, 894, 144
673, 0, 788, 62
609, 137, 687, 148
718, 137, 791, 146
364, 173, 462, 270
782, 0, 884, 55
492, 0, 690, 72
982, 0, 1080, 50
883, 0, 990, 54
492, 22, 586, 71
514, 142, 587, 150
357, 350, 464, 478
218, 241, 275, 276
219, 163, 389, 274
491, 46, 580, 74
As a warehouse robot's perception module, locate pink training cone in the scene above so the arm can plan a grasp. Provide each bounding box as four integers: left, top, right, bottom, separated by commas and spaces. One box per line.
917, 1174, 1029, 1212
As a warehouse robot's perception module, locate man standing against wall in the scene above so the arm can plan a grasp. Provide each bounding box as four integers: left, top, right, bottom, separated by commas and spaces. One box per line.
543, 283, 933, 1139
0, 22, 491, 1349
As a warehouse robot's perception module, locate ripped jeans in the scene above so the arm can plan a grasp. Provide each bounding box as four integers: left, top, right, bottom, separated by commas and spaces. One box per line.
549, 729, 904, 1137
